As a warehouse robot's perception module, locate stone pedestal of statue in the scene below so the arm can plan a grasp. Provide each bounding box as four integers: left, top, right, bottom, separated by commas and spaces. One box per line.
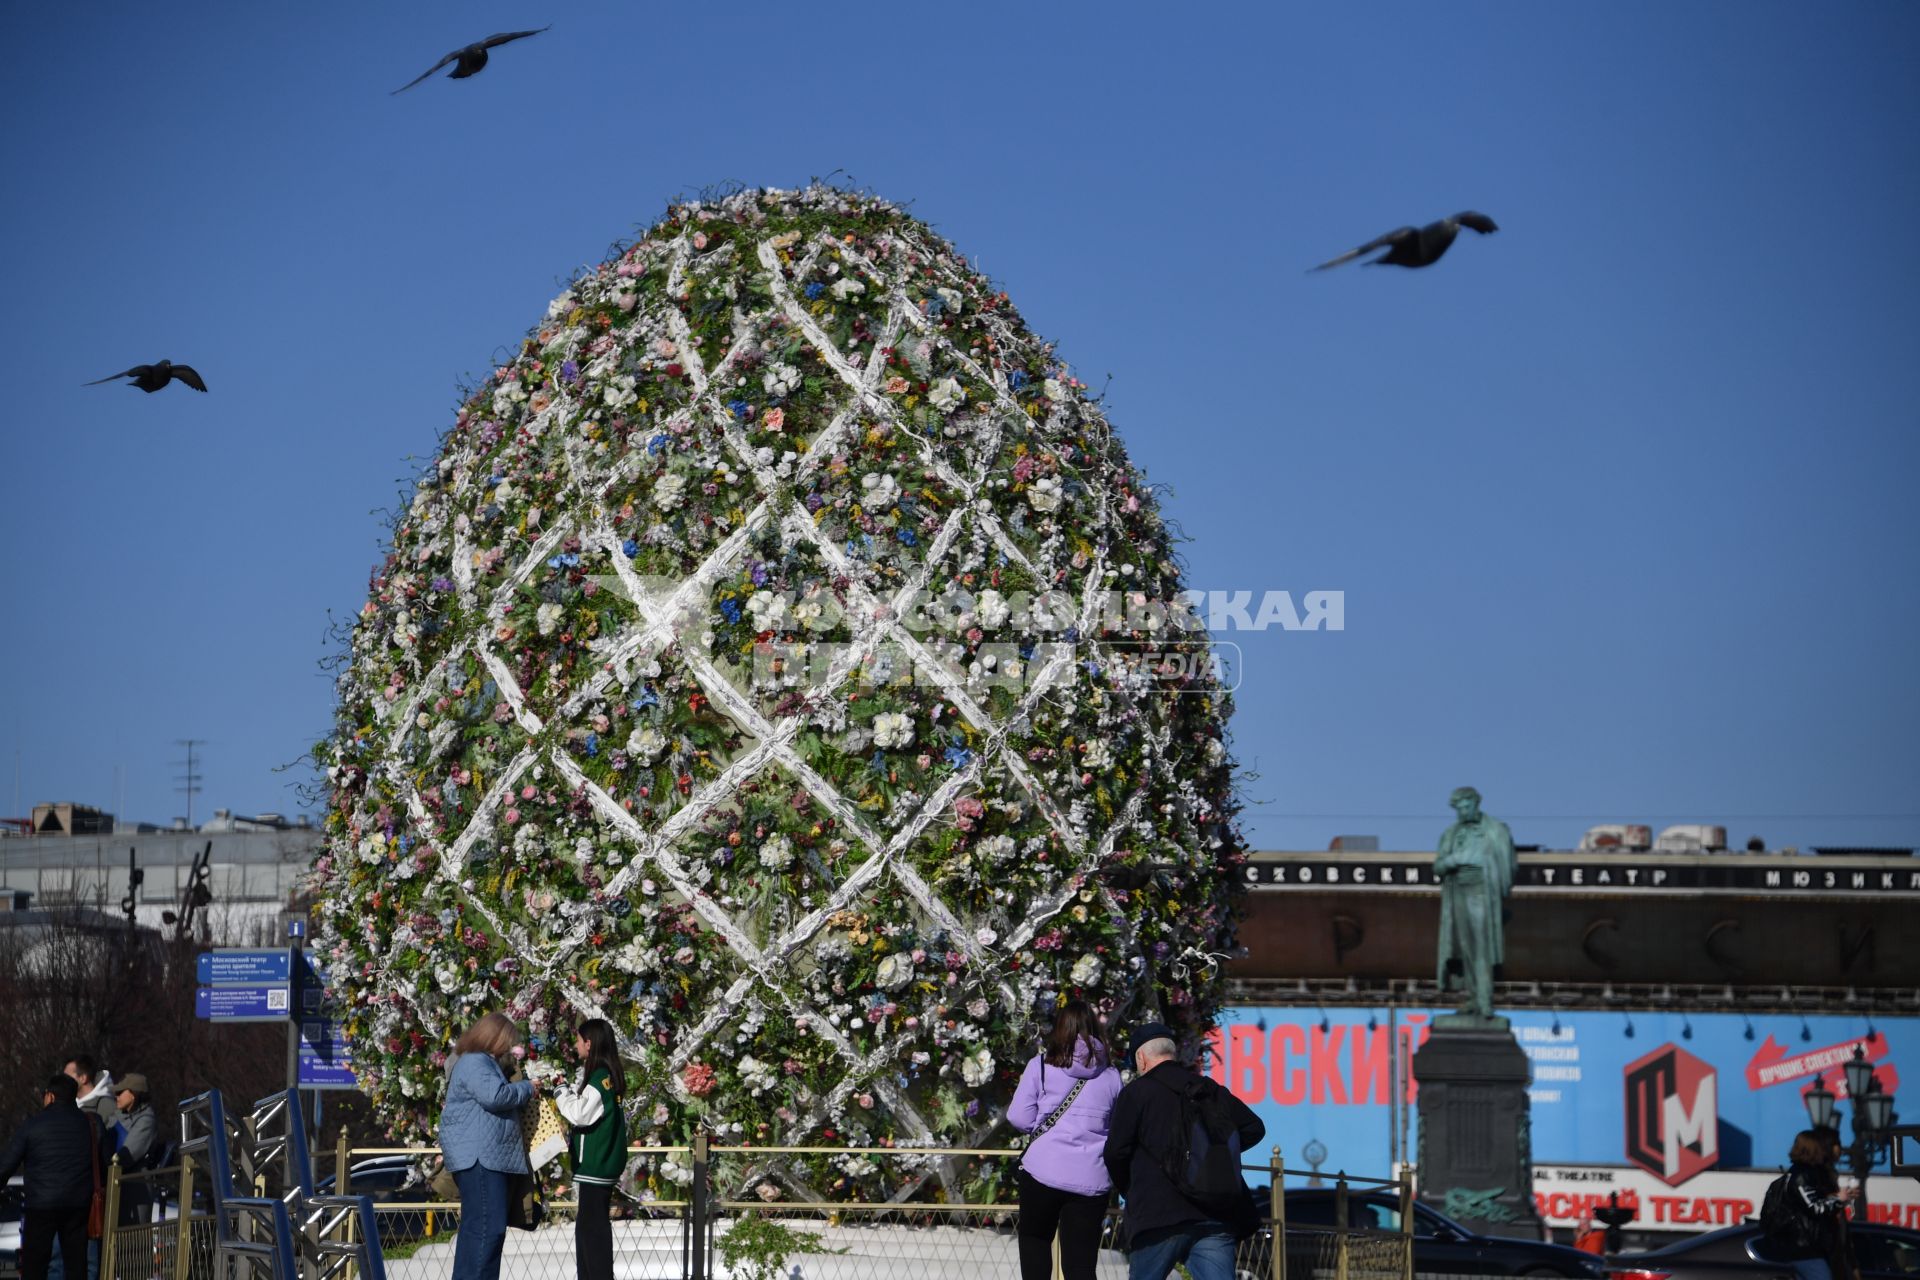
1412, 1017, 1541, 1234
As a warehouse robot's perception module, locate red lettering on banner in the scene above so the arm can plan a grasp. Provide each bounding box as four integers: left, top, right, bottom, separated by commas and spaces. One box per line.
1353, 1026, 1391, 1104
1272, 1025, 1307, 1104
1310, 1025, 1350, 1104
1205, 1027, 1225, 1086
1231, 1026, 1267, 1103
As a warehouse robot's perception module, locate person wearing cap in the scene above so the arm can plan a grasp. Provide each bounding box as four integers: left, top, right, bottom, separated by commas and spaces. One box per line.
1102, 1022, 1265, 1280
113, 1074, 158, 1225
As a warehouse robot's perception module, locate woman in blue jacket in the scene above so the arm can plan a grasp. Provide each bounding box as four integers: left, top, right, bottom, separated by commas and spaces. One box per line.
439, 1012, 538, 1280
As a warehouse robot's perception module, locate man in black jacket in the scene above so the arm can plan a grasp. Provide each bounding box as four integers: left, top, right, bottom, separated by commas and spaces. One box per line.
0, 1074, 102, 1280
1103, 1023, 1266, 1280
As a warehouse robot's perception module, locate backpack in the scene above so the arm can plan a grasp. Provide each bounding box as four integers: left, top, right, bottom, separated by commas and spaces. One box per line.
1760, 1170, 1821, 1255
1150, 1071, 1254, 1232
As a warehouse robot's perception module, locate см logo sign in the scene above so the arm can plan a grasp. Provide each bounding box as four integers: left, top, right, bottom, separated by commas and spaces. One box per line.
1624, 1043, 1719, 1186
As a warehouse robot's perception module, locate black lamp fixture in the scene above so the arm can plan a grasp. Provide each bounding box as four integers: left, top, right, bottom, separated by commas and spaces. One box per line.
1804, 1077, 1838, 1132
1844, 1046, 1876, 1108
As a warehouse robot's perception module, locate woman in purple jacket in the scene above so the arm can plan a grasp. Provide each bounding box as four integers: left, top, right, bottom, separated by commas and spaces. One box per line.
1008, 1001, 1123, 1280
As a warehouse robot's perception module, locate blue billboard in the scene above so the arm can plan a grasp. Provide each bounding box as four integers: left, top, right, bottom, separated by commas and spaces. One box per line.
1204, 1008, 1912, 1184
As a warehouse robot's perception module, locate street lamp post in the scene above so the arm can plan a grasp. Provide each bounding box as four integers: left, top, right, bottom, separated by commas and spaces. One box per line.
1805, 1046, 1899, 1220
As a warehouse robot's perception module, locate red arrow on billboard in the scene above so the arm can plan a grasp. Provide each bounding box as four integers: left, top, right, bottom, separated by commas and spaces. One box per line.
1746, 1034, 1889, 1091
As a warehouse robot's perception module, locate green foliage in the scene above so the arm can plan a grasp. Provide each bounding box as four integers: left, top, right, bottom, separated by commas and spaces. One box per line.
715, 1212, 846, 1280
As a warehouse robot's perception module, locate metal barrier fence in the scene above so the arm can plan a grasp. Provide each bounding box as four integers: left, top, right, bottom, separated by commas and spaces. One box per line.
324, 1138, 1414, 1280
100, 1157, 216, 1280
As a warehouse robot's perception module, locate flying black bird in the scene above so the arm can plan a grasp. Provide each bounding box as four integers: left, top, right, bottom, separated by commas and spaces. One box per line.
85, 361, 208, 393
392, 26, 552, 94
1311, 212, 1499, 271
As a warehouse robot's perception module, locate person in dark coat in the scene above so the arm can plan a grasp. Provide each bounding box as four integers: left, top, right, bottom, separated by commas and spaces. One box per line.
1102, 1023, 1265, 1280
0, 1074, 103, 1280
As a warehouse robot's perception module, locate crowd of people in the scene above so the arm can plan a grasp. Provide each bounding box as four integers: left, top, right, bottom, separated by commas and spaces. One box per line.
0, 1053, 161, 1280
4, 1017, 1870, 1280
428, 1000, 1265, 1280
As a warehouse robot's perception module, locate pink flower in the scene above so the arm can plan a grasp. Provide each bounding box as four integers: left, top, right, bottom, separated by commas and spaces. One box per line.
504, 808, 520, 825
857, 1093, 874, 1109
683, 1062, 717, 1096
692, 232, 709, 250
762, 408, 785, 431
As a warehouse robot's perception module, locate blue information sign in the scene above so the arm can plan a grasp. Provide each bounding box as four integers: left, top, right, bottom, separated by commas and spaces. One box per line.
297, 1020, 357, 1090
195, 985, 291, 1021
197, 950, 292, 986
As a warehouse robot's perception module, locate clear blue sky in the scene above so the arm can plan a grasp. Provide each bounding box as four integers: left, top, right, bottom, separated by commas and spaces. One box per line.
3, 2, 1915, 854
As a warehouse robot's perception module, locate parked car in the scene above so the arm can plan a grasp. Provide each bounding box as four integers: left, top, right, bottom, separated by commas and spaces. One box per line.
1276, 1187, 1610, 1278
315, 1155, 442, 1248
1609, 1220, 1920, 1280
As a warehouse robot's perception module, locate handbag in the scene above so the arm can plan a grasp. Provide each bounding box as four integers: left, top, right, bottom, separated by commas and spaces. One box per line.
86, 1124, 106, 1240
506, 1171, 545, 1231
1019, 1068, 1088, 1168
519, 1094, 568, 1171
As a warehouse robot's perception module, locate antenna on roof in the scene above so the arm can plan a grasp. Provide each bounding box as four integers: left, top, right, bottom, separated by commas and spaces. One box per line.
174, 739, 205, 830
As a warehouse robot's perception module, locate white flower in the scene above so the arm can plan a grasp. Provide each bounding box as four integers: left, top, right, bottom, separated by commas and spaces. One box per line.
626, 725, 665, 761
860, 473, 901, 509
1070, 953, 1105, 987
747, 591, 790, 630
653, 473, 688, 510
975, 926, 998, 947
830, 277, 866, 301
876, 952, 915, 991
977, 835, 1015, 863
615, 938, 653, 974
603, 375, 638, 410
872, 712, 914, 750
1043, 377, 1068, 402
763, 362, 801, 397
490, 381, 527, 418
1027, 476, 1063, 513
536, 602, 564, 636
936, 287, 964, 314
975, 589, 1010, 629
1083, 740, 1112, 770
758, 835, 795, 871
928, 377, 966, 412
961, 1045, 995, 1087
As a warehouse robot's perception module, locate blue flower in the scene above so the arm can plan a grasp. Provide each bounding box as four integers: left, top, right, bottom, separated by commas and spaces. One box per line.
720, 598, 742, 623
629, 980, 648, 1001
804, 282, 826, 300
924, 295, 946, 318
622, 538, 640, 559
487, 473, 504, 488
633, 686, 659, 711
648, 434, 670, 456
1007, 370, 1030, 391
585, 733, 599, 757
869, 749, 888, 774
749, 562, 769, 587
560, 360, 580, 383
1019, 642, 1036, 661
897, 529, 917, 546
728, 399, 752, 421
944, 746, 973, 769
546, 552, 581, 570
431, 576, 453, 593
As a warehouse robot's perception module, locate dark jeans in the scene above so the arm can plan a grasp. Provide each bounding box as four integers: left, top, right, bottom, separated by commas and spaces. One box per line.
451, 1165, 510, 1280
1016, 1167, 1108, 1280
575, 1182, 613, 1280
42, 1226, 97, 1280
23, 1205, 89, 1280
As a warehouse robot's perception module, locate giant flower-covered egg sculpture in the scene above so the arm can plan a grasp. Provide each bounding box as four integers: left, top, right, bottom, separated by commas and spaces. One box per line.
314, 186, 1244, 1199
